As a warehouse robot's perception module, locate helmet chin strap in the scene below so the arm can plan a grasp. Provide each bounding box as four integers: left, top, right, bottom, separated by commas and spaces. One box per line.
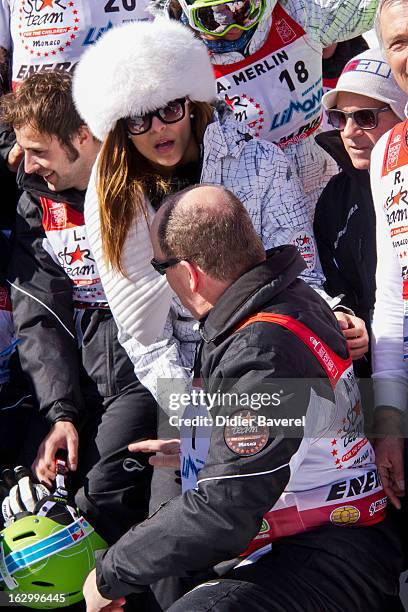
180, 12, 256, 53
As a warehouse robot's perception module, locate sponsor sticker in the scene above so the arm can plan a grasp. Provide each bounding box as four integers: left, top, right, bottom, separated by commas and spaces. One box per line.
387, 141, 401, 171
224, 409, 269, 456
330, 505, 360, 526
369, 497, 387, 517
290, 230, 316, 271
275, 18, 296, 44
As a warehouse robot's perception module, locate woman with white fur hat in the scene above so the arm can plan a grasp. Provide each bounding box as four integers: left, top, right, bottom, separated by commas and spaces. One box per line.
73, 20, 322, 608
73, 15, 324, 439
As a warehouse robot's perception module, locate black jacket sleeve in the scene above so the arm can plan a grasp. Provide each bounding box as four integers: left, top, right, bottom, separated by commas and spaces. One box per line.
314, 182, 356, 311
8, 190, 84, 425
0, 124, 16, 166
95, 330, 313, 599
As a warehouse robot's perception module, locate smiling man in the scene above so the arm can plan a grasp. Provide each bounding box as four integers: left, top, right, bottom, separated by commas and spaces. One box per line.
0, 71, 157, 555
313, 47, 405, 378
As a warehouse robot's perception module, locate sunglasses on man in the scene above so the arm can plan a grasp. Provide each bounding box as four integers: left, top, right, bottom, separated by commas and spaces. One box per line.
151, 257, 183, 275
326, 106, 390, 131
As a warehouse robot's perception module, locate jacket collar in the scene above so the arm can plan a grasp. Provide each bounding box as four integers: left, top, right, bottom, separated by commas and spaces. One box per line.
17, 164, 87, 208
315, 130, 367, 178
200, 245, 306, 343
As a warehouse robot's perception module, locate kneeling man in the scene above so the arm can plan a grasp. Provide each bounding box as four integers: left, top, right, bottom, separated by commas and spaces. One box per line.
85, 185, 402, 612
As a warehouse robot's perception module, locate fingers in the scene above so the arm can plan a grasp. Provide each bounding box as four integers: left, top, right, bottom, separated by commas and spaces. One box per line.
375, 436, 405, 509
149, 454, 181, 468
32, 448, 54, 487
104, 598, 126, 612
128, 439, 180, 455
379, 466, 402, 510
342, 326, 365, 340
343, 326, 369, 360
32, 422, 79, 485
129, 439, 181, 470
67, 435, 78, 472
2, 468, 17, 489
336, 319, 349, 331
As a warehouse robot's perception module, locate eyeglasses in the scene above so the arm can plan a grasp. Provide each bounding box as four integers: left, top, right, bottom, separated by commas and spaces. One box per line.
178, 0, 265, 37
125, 98, 187, 136
151, 257, 183, 275
326, 106, 390, 131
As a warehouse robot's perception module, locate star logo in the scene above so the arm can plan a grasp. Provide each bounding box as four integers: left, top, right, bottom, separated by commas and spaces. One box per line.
389, 188, 403, 208
66, 244, 86, 264
39, 0, 55, 9
224, 95, 235, 110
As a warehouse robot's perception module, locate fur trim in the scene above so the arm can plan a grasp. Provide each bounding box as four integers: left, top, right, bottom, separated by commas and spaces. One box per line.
73, 18, 217, 140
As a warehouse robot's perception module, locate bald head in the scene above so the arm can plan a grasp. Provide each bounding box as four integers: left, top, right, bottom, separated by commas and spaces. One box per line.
153, 183, 265, 283
152, 185, 225, 238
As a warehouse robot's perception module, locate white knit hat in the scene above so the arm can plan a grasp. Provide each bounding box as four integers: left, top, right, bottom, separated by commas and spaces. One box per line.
73, 18, 217, 140
322, 47, 407, 120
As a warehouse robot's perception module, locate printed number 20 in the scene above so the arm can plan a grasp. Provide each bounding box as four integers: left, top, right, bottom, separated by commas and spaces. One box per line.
279, 61, 309, 92
105, 0, 137, 11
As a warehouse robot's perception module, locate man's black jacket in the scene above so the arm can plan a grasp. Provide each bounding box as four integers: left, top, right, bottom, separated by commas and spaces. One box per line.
8, 169, 136, 427
313, 130, 376, 330
96, 246, 349, 598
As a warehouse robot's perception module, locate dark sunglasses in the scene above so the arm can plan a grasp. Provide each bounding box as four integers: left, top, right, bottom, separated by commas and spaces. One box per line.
151, 257, 183, 275
326, 106, 390, 131
125, 98, 187, 136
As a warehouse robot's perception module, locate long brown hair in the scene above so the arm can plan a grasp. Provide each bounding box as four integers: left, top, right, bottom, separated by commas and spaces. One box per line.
97, 101, 213, 274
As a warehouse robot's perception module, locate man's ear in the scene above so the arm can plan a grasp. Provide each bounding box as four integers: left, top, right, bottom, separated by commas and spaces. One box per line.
76, 124, 92, 146
183, 260, 199, 293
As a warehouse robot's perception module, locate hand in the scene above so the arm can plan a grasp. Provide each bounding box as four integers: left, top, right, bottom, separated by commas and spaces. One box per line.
7, 142, 23, 173
1, 466, 49, 527
32, 421, 78, 486
334, 312, 369, 360
374, 408, 405, 510
128, 439, 181, 468
83, 569, 126, 612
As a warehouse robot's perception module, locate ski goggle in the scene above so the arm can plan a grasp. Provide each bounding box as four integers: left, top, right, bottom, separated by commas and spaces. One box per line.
326, 106, 390, 131
178, 0, 265, 37
125, 98, 187, 136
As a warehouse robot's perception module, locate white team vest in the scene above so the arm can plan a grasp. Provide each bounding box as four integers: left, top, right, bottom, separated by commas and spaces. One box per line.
8, 0, 151, 88
40, 196, 107, 305
183, 313, 385, 552
213, 3, 323, 147
377, 120, 408, 358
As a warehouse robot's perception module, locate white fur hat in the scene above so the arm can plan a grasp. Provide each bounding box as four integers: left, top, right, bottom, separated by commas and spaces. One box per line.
73, 18, 217, 140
